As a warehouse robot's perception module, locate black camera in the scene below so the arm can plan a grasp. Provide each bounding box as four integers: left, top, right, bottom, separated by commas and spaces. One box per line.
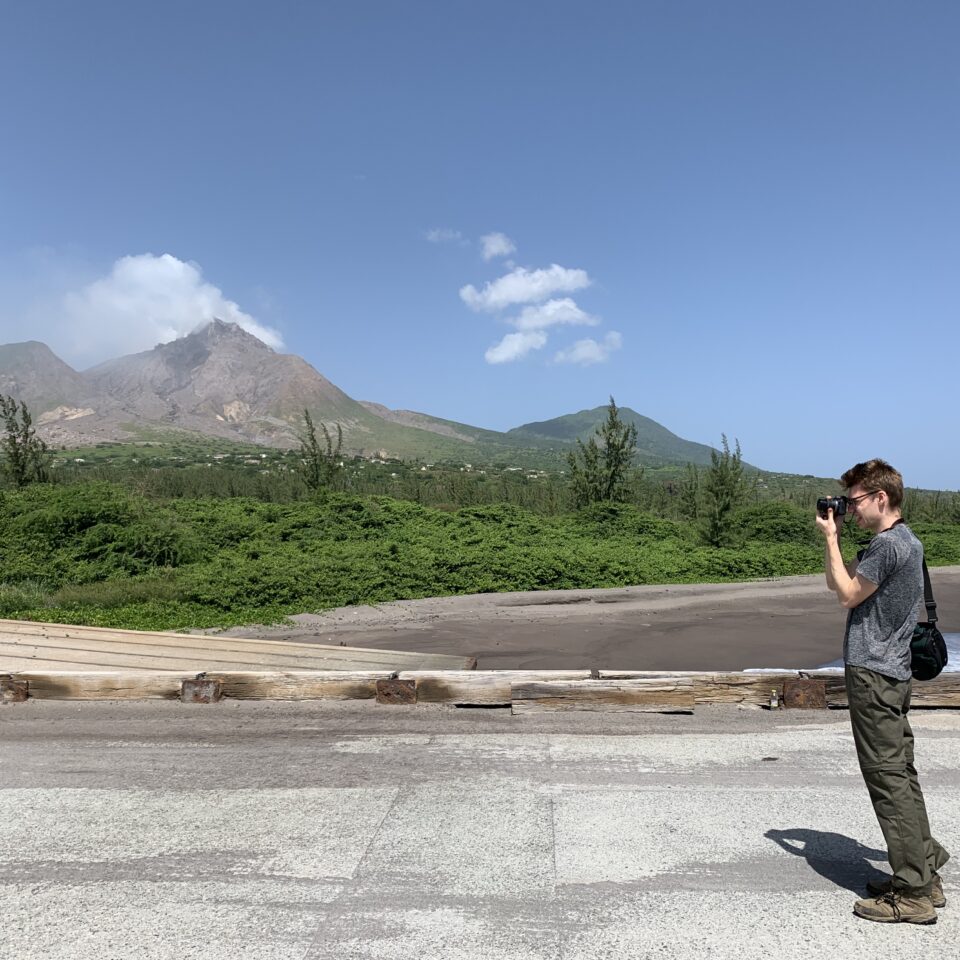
816, 496, 847, 518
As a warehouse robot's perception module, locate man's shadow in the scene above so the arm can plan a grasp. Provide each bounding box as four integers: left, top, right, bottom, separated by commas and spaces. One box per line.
766, 828, 888, 894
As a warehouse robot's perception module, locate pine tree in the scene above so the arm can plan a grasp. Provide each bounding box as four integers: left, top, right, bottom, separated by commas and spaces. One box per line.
0, 395, 51, 488
567, 396, 640, 506
702, 434, 745, 546
679, 463, 701, 520
298, 409, 343, 492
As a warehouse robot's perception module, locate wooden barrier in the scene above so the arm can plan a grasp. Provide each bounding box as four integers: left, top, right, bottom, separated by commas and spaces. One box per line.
398, 670, 592, 705
3, 668, 960, 708
511, 678, 695, 715
598, 670, 850, 706
7, 670, 395, 701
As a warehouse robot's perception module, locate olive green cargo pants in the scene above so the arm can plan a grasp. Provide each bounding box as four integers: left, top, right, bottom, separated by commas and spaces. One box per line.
845, 664, 950, 892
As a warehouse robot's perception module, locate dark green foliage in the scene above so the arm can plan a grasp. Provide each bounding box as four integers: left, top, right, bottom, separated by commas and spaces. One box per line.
6, 481, 133, 540
46, 438, 960, 525
298, 409, 344, 492
566, 396, 640, 507
733, 502, 819, 545
0, 394, 50, 488
910, 524, 960, 565
679, 464, 701, 521
702, 435, 746, 547
1, 473, 958, 633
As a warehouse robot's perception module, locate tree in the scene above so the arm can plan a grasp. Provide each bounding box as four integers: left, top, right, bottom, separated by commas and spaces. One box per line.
567, 396, 640, 507
679, 463, 701, 521
0, 394, 51, 488
702, 434, 745, 546
297, 409, 343, 492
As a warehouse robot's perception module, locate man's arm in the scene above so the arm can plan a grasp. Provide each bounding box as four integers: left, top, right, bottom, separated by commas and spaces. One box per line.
825, 546, 859, 590
824, 537, 878, 608
817, 508, 878, 608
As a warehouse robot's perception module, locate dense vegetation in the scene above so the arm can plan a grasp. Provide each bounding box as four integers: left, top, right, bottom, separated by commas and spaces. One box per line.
1, 479, 958, 631
2, 396, 957, 632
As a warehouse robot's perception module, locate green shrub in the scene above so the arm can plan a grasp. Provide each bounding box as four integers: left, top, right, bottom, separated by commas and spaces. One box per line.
0, 580, 50, 616
734, 502, 817, 545
1, 479, 957, 632
7, 482, 133, 542
51, 573, 186, 609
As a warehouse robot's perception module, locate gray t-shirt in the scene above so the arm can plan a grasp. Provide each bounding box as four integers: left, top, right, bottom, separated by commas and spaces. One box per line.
844, 521, 924, 681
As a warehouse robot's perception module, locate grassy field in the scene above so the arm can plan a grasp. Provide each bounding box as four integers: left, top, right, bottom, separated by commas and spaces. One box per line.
2, 481, 959, 632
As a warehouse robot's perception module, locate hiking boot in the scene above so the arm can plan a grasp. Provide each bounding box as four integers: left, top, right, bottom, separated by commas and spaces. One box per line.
866, 872, 946, 908
854, 890, 937, 924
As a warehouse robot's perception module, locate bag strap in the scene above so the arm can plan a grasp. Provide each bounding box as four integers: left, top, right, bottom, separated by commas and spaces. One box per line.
922, 559, 938, 624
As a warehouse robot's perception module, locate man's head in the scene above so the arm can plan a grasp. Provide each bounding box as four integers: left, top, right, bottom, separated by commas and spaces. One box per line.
840, 459, 904, 531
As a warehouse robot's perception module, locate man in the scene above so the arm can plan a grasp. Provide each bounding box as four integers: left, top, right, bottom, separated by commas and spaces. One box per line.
816, 458, 949, 924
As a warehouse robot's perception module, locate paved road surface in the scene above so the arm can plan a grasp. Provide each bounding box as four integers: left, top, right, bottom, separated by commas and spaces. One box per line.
2, 700, 959, 959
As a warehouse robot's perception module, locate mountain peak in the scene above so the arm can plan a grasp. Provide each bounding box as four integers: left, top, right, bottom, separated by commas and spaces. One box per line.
0, 340, 70, 372
136, 319, 274, 372
0, 339, 89, 413
189, 319, 272, 349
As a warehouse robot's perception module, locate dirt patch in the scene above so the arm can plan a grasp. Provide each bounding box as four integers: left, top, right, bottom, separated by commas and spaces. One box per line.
211, 568, 960, 672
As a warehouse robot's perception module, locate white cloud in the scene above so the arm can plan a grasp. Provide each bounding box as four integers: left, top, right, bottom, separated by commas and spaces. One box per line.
512, 297, 599, 331
59, 253, 283, 365
484, 330, 548, 364
553, 331, 622, 365
426, 228, 465, 244
460, 264, 591, 312
480, 232, 516, 261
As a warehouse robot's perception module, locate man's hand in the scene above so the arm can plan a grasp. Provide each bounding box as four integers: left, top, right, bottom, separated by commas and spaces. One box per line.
818, 505, 873, 606
815, 506, 843, 541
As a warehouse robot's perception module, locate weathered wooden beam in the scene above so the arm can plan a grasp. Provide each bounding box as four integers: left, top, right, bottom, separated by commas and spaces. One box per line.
598, 670, 800, 705
907, 674, 960, 708
511, 678, 695, 715
795, 670, 960, 709
6, 667, 960, 709
10, 670, 395, 701
598, 671, 837, 706
18, 672, 184, 700
398, 670, 592, 705
215, 671, 390, 700
598, 669, 960, 709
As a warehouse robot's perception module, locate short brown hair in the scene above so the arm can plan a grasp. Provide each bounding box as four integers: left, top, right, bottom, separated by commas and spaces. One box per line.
840, 459, 904, 509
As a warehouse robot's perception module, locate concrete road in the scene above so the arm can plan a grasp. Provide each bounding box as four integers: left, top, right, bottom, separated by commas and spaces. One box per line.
2, 700, 959, 959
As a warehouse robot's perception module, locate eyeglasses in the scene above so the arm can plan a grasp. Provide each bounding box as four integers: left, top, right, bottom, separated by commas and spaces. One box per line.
847, 491, 879, 507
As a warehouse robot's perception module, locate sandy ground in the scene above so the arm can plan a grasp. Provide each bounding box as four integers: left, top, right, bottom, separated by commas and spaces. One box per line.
216, 567, 960, 672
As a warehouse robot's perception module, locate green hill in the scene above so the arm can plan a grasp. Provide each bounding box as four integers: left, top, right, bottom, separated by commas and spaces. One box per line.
508, 406, 725, 467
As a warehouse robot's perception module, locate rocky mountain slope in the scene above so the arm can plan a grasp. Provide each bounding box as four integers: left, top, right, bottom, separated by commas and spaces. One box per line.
83, 320, 368, 445
0, 321, 722, 466
0, 341, 95, 417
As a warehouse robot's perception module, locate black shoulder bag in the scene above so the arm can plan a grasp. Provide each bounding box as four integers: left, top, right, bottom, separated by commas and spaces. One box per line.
911, 560, 948, 681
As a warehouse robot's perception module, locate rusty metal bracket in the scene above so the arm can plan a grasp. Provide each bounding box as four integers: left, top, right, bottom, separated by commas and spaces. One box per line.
376, 678, 417, 705
783, 678, 827, 709
1, 675, 29, 703
180, 673, 223, 704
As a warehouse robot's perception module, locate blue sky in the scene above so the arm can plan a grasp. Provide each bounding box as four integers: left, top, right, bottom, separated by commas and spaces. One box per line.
1, 1, 958, 489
